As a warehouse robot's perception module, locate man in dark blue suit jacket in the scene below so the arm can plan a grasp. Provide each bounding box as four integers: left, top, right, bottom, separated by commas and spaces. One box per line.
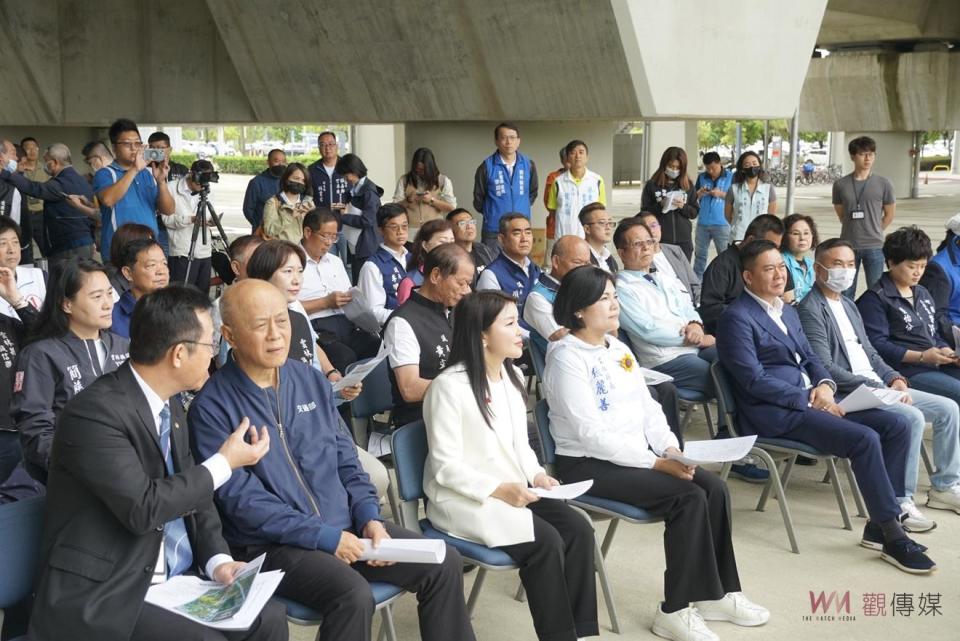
716, 240, 936, 574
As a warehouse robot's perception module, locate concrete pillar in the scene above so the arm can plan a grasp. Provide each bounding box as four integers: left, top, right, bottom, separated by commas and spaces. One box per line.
786, 108, 800, 215
402, 121, 617, 230
842, 132, 916, 198
828, 131, 846, 168
645, 121, 700, 177
952, 131, 959, 175
352, 124, 405, 198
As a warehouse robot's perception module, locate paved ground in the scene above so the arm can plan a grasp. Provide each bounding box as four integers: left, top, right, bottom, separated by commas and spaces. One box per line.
203, 175, 960, 641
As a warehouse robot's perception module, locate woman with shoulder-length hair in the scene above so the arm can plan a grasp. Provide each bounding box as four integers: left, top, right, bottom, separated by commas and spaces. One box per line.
542, 265, 768, 641
395, 219, 455, 306
423, 290, 599, 641
393, 147, 457, 231
13, 258, 129, 482
639, 146, 699, 260
336, 153, 385, 280
780, 213, 819, 304
725, 151, 777, 242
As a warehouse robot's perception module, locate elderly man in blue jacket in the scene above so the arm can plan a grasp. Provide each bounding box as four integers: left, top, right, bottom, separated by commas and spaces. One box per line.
0, 142, 95, 268
716, 239, 936, 575
190, 279, 475, 641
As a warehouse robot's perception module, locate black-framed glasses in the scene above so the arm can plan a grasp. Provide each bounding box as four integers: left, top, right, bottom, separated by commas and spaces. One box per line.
183, 340, 217, 354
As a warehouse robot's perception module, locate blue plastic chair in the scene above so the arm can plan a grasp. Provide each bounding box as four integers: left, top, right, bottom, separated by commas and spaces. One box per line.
347, 357, 394, 449
277, 581, 405, 641
0, 496, 46, 641
710, 361, 866, 554
390, 421, 519, 618
534, 399, 664, 634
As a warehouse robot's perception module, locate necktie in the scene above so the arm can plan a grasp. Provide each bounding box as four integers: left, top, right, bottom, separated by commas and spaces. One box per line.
159, 405, 193, 578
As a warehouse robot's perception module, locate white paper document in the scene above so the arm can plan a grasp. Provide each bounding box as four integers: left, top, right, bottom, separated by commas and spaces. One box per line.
334, 343, 391, 392
530, 479, 594, 500
837, 384, 904, 413
660, 190, 687, 214
641, 367, 674, 385
952, 325, 960, 349
145, 554, 284, 631
666, 436, 757, 465
359, 538, 447, 564
342, 286, 383, 336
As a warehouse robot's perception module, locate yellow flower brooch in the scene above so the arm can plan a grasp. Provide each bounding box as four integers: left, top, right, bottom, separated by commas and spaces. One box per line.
619, 354, 634, 373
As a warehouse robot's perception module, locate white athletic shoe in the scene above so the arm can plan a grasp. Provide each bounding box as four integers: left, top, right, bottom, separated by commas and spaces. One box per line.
926, 484, 960, 514
652, 605, 719, 641
694, 592, 770, 627
899, 499, 937, 532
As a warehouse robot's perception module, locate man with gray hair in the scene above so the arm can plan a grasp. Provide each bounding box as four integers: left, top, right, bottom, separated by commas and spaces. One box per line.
0, 143, 96, 269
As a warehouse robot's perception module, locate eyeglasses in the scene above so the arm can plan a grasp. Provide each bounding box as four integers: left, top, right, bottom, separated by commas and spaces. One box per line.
320, 143, 338, 149
115, 140, 143, 149
384, 224, 409, 232
317, 233, 339, 243
456, 219, 477, 228
627, 239, 657, 250
183, 340, 217, 354
585, 220, 615, 228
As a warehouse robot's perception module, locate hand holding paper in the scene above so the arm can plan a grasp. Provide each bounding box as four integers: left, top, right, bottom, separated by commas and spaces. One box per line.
665, 436, 757, 465
530, 479, 594, 500
837, 384, 904, 413
333, 343, 391, 392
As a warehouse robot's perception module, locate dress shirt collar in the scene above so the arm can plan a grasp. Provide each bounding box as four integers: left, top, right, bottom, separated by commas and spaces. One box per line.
130, 364, 167, 428
379, 243, 408, 263
745, 287, 784, 317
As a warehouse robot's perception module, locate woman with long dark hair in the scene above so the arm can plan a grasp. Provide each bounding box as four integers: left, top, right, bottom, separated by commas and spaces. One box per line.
639, 146, 699, 259
543, 265, 768, 641
336, 153, 385, 280
423, 290, 598, 641
395, 219, 455, 306
725, 151, 777, 242
261, 162, 315, 243
13, 259, 129, 482
393, 147, 457, 231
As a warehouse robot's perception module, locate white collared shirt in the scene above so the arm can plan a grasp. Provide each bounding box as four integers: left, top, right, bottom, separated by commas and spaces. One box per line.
653, 251, 677, 281
300, 248, 351, 320
129, 364, 233, 580
589, 245, 613, 272
0, 265, 46, 320
476, 253, 531, 291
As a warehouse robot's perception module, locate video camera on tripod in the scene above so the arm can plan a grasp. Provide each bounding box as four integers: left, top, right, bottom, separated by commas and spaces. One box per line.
182, 160, 228, 286
189, 166, 220, 188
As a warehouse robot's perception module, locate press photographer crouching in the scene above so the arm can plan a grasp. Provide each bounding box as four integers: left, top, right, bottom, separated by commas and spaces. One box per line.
163, 160, 221, 292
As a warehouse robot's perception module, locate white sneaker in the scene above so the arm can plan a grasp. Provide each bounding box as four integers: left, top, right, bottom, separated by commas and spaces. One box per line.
694, 592, 770, 627
927, 484, 960, 514
899, 499, 937, 533
652, 605, 719, 641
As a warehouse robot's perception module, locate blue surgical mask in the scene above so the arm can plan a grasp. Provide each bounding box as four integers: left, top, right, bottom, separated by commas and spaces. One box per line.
4, 159, 16, 173
819, 265, 856, 293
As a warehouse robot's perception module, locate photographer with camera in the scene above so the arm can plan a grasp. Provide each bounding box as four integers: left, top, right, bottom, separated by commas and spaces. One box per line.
163, 160, 219, 292
92, 119, 175, 258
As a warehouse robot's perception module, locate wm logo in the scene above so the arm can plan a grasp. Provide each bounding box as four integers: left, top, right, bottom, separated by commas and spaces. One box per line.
809, 591, 851, 614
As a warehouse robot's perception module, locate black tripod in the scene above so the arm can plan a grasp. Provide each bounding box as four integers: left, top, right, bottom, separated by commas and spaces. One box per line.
184, 184, 228, 287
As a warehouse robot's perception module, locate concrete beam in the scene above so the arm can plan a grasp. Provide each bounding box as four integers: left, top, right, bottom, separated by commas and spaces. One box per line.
800, 51, 960, 131
818, 0, 960, 47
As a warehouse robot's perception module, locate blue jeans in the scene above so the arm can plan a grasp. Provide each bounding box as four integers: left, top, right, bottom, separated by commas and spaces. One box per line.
652, 347, 716, 399
880, 388, 960, 497
694, 225, 731, 280
844, 247, 885, 299
904, 369, 960, 489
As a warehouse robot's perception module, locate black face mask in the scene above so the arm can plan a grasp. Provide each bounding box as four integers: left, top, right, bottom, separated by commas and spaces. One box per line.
286, 181, 306, 195
745, 166, 762, 178
269, 165, 286, 177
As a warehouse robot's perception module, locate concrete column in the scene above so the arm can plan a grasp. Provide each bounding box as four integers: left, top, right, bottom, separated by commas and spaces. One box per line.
786, 108, 800, 215
828, 131, 846, 168
645, 121, 700, 176
844, 131, 915, 198
952, 131, 959, 175
352, 124, 405, 198
402, 121, 617, 229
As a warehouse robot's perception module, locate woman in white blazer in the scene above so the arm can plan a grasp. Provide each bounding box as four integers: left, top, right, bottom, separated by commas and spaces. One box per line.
423, 290, 598, 641
543, 265, 768, 641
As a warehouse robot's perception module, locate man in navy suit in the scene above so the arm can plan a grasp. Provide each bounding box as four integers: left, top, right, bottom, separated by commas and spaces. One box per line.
716, 239, 936, 574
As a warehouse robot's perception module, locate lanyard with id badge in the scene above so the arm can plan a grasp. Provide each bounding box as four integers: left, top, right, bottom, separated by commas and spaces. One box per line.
850, 175, 870, 220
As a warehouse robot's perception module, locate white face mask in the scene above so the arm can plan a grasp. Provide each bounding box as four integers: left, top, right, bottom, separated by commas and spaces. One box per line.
4, 158, 16, 173
665, 168, 680, 179
821, 265, 856, 293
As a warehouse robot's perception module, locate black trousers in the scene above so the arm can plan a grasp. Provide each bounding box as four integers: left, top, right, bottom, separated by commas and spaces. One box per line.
130, 595, 288, 641
169, 255, 212, 293
311, 314, 381, 373
234, 522, 475, 641
555, 458, 740, 612
498, 499, 599, 641
0, 430, 20, 485
649, 382, 683, 448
